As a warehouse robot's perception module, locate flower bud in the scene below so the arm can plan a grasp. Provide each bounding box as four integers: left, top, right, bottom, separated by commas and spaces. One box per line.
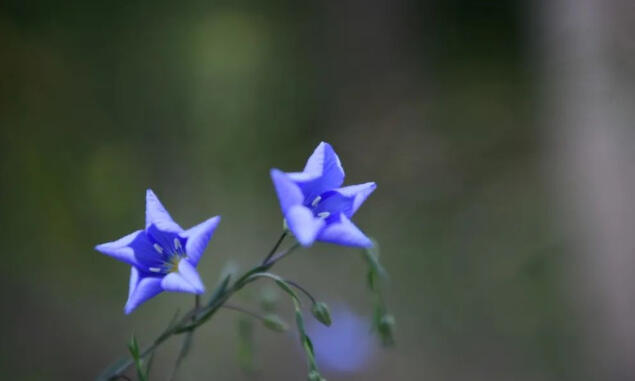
262, 314, 288, 332
378, 314, 396, 346
311, 302, 332, 327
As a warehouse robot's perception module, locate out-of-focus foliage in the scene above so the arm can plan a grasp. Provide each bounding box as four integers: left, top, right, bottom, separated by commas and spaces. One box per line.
0, 1, 583, 380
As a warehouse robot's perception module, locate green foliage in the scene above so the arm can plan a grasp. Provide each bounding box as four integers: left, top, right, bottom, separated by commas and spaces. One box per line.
364, 240, 396, 346
250, 272, 326, 380
261, 314, 288, 332
98, 236, 395, 380
127, 335, 147, 381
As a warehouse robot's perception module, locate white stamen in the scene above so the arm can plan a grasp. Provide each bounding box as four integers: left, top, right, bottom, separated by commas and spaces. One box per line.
311, 196, 322, 208
174, 238, 182, 251
149, 267, 162, 273
153, 243, 163, 254
317, 211, 330, 219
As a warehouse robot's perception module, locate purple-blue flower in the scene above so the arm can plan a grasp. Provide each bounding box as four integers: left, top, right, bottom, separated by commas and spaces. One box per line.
270, 142, 376, 247
95, 189, 220, 314
306, 306, 376, 374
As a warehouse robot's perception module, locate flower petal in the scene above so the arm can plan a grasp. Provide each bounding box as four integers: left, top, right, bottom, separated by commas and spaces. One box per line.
161, 260, 205, 294
303, 142, 345, 185
145, 189, 183, 233
286, 205, 325, 247
334, 182, 376, 215
95, 230, 143, 267
127, 229, 166, 270
184, 216, 221, 266
124, 268, 163, 314
271, 169, 304, 214
287, 142, 345, 204
317, 214, 372, 247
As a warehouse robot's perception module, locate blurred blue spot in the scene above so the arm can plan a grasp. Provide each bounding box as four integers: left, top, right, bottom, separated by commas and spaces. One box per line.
306, 305, 376, 374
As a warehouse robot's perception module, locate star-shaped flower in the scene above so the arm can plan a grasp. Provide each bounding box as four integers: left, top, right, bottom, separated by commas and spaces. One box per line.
95, 189, 221, 314
270, 142, 376, 247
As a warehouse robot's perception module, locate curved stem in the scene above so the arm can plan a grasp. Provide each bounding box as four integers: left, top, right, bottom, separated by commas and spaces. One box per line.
285, 280, 317, 304
222, 304, 271, 323
101, 232, 302, 380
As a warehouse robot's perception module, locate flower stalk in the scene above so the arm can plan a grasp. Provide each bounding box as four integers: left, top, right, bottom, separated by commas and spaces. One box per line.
96, 142, 388, 381
98, 234, 302, 381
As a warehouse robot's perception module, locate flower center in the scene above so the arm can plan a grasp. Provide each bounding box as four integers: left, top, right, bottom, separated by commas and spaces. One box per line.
148, 237, 186, 274
167, 255, 181, 273
310, 195, 331, 220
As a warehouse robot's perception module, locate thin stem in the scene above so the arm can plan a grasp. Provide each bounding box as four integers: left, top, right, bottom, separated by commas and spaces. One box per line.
222, 304, 270, 323
103, 232, 302, 380
285, 280, 317, 304
168, 296, 198, 381
264, 242, 300, 267
261, 231, 287, 265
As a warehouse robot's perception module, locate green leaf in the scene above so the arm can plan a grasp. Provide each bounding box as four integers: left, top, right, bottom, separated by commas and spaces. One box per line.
262, 314, 288, 332
208, 274, 232, 307
302, 334, 315, 359
127, 335, 147, 381
311, 302, 332, 327
363, 240, 387, 281
274, 279, 300, 304
294, 308, 306, 337
127, 335, 139, 358
367, 268, 377, 291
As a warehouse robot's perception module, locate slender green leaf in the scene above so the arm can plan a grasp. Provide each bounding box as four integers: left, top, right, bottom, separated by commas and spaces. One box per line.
127, 335, 146, 381
208, 274, 232, 307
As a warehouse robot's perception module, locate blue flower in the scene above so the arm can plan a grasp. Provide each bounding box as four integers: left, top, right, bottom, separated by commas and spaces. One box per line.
271, 142, 376, 247
306, 306, 376, 374
95, 189, 220, 314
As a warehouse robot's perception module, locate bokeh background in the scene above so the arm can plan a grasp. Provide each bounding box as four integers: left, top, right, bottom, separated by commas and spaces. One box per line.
2, 1, 635, 380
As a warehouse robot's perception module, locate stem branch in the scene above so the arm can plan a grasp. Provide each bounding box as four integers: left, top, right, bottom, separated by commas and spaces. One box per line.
100, 231, 301, 380
261, 231, 287, 265
222, 304, 270, 323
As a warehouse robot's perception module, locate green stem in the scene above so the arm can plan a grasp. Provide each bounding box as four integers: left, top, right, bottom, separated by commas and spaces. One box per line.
100, 233, 300, 381
285, 280, 317, 304
222, 304, 272, 323
261, 231, 287, 265
263, 242, 300, 267
168, 296, 199, 381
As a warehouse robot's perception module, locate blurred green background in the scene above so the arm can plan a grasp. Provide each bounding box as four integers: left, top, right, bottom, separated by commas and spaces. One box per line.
0, 1, 599, 380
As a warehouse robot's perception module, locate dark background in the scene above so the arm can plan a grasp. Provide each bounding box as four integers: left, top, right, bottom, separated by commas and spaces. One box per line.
2, 1, 634, 380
